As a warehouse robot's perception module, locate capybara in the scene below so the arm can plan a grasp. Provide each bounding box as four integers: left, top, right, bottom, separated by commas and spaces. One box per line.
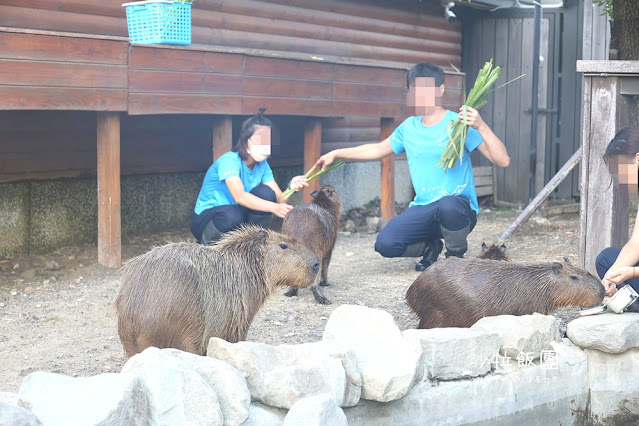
115, 225, 320, 356
406, 257, 605, 328
477, 242, 510, 261
281, 185, 342, 304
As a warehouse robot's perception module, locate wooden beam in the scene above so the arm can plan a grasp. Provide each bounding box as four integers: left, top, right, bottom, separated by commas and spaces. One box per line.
97, 111, 121, 268
304, 119, 322, 203
212, 116, 233, 162
380, 117, 395, 220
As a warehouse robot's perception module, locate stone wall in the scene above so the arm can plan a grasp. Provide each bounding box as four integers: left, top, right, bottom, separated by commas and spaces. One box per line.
2, 306, 638, 426
0, 160, 414, 257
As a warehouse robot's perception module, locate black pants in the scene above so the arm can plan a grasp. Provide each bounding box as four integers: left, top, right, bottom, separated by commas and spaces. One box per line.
190, 184, 276, 243
374, 195, 477, 258
595, 247, 639, 312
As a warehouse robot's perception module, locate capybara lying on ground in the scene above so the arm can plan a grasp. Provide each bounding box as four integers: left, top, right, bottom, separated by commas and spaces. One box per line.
406, 257, 605, 328
281, 185, 342, 304
477, 242, 510, 261
115, 225, 320, 356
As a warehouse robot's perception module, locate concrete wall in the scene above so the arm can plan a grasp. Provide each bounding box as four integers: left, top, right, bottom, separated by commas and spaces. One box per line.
0, 159, 414, 256
0, 173, 203, 257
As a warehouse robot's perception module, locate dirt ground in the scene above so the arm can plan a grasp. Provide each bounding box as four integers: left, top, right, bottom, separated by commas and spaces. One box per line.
0, 207, 587, 394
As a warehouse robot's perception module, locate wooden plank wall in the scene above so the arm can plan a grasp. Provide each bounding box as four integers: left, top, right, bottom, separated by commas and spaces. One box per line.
0, 0, 461, 69
0, 32, 128, 110
464, 13, 553, 204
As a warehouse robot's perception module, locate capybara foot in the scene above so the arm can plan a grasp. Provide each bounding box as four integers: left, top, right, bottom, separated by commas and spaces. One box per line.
284, 287, 299, 297
311, 285, 332, 304
319, 280, 331, 287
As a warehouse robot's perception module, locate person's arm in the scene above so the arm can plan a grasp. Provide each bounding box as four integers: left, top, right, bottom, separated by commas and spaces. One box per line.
602, 218, 639, 295
463, 106, 510, 168
226, 177, 293, 218
316, 138, 394, 170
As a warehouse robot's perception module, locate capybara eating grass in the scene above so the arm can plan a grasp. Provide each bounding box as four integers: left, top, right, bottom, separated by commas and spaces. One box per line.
406, 257, 605, 328
477, 242, 510, 261
115, 225, 320, 356
281, 185, 342, 304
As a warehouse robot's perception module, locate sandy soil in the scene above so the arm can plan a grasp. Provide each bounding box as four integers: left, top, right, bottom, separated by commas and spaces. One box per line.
0, 208, 585, 393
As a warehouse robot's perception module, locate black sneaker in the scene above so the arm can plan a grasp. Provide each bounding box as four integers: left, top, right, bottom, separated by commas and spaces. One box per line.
415, 239, 444, 272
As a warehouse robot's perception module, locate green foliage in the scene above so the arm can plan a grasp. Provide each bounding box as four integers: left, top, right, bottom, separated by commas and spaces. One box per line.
592, 0, 613, 19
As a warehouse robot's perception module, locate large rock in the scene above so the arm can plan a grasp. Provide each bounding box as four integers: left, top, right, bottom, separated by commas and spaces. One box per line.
207, 339, 361, 409
472, 314, 562, 360
163, 348, 250, 426
0, 402, 43, 426
585, 347, 639, 424
344, 339, 589, 425
322, 305, 422, 402
243, 402, 287, 426
17, 371, 147, 426
283, 394, 348, 426
403, 328, 501, 380
121, 347, 223, 425
566, 313, 639, 353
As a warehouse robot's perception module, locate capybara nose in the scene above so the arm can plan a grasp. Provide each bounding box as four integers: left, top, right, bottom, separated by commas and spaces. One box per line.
312, 262, 320, 273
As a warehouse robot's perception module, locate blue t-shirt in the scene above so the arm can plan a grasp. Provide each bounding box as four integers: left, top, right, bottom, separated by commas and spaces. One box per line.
389, 111, 484, 213
194, 151, 275, 214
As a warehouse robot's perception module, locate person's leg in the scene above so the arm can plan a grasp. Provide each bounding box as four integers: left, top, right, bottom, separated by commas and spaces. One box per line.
374, 203, 441, 259
199, 204, 248, 245
246, 184, 276, 228
596, 247, 639, 312
595, 247, 621, 279
436, 196, 477, 258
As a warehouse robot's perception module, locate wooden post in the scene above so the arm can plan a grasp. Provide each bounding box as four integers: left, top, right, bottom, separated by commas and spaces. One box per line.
304, 119, 322, 203
97, 112, 121, 268
212, 116, 233, 162
380, 117, 395, 220
577, 61, 639, 275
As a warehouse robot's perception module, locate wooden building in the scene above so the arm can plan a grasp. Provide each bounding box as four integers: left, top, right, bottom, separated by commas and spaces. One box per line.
460, 0, 610, 203
0, 0, 465, 266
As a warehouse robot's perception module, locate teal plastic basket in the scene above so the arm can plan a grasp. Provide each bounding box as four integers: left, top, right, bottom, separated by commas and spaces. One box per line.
123, 1, 191, 46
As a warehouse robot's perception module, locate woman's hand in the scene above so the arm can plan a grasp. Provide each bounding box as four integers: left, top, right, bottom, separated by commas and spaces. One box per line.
272, 202, 294, 219
289, 175, 309, 192
603, 266, 636, 296
460, 106, 486, 131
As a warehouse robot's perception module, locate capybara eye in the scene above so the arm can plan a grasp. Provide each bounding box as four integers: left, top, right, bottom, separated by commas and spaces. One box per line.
279, 243, 290, 250
570, 275, 579, 281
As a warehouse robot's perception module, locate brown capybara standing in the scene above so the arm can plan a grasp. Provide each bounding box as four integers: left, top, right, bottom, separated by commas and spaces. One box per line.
115, 225, 320, 356
281, 185, 342, 304
477, 242, 510, 261
406, 258, 605, 329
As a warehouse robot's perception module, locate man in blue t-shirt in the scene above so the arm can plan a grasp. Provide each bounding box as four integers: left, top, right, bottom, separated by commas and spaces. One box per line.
316, 63, 510, 271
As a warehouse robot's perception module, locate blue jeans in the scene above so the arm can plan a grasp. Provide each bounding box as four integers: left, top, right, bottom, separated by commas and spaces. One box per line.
374, 195, 477, 258
595, 247, 639, 312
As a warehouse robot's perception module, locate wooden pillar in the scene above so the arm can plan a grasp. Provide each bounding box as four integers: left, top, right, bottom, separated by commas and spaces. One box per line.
97, 112, 121, 268
577, 61, 639, 275
213, 116, 233, 161
380, 117, 395, 220
304, 119, 322, 203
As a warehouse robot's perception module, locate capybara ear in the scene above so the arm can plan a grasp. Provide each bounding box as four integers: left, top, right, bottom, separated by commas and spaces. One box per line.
311, 190, 318, 198
564, 256, 571, 263
257, 230, 268, 241
499, 244, 507, 252
551, 262, 563, 275
482, 242, 488, 251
